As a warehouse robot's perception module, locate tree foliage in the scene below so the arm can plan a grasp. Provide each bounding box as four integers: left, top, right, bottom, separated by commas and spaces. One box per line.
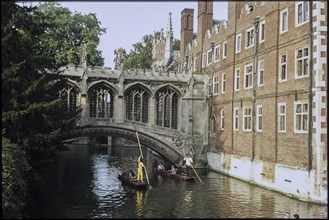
2, 137, 30, 219
1, 2, 104, 217
114, 30, 180, 70
35, 2, 106, 67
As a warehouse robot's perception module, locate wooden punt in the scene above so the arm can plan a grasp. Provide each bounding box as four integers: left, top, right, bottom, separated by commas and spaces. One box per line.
118, 173, 148, 189
156, 169, 196, 181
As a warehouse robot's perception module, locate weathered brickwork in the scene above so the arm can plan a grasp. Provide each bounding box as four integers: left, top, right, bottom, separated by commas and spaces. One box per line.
178, 1, 327, 202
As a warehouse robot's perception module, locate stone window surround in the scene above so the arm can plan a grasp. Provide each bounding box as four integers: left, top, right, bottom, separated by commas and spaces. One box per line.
295, 1, 309, 27
280, 8, 289, 34
258, 60, 264, 87
236, 33, 242, 53
233, 107, 239, 131
278, 102, 286, 133
234, 68, 240, 91
256, 105, 263, 132
294, 100, 308, 133
259, 20, 266, 43
243, 106, 252, 131
279, 52, 288, 82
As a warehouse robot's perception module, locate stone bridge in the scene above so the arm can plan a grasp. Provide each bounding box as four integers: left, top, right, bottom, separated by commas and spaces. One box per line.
60, 64, 210, 167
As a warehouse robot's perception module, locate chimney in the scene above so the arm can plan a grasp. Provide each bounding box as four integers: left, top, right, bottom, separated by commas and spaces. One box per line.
180, 8, 194, 59
197, 0, 213, 73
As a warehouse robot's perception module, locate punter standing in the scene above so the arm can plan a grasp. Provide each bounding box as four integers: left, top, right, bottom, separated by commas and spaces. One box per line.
184, 154, 193, 177
137, 155, 145, 182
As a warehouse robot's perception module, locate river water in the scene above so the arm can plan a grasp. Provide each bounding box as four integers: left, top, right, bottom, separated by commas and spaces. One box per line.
27, 144, 327, 218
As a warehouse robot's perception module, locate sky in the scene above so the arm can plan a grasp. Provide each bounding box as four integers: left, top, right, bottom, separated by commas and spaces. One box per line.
57, 1, 228, 68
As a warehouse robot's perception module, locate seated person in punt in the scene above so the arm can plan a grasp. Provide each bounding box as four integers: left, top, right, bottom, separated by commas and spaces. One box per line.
169, 165, 177, 174
158, 162, 165, 170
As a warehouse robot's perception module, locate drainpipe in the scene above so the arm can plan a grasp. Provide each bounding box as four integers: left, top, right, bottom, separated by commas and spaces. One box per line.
251, 17, 259, 161
307, 1, 313, 171
208, 42, 215, 152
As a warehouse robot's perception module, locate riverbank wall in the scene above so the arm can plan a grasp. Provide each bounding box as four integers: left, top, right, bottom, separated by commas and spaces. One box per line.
207, 151, 327, 205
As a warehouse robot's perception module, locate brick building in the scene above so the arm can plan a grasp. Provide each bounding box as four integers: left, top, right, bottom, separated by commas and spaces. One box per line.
177, 1, 327, 204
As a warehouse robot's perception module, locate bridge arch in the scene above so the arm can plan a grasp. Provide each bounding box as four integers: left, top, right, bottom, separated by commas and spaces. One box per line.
62, 126, 185, 166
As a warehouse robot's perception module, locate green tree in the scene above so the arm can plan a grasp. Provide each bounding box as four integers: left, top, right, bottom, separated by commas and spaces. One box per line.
1, 2, 103, 217
2, 2, 81, 168
113, 47, 128, 69
2, 137, 30, 219
173, 39, 180, 50
114, 30, 180, 70
35, 2, 106, 67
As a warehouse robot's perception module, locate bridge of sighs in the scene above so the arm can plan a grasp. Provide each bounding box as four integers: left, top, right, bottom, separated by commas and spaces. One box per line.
60, 64, 210, 167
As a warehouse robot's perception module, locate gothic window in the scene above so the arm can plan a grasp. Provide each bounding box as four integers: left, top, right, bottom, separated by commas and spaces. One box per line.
156, 87, 178, 129
125, 86, 149, 123
89, 85, 114, 118
59, 84, 78, 112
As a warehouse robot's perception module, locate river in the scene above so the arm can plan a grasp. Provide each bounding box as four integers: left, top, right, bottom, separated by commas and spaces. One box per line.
26, 144, 327, 218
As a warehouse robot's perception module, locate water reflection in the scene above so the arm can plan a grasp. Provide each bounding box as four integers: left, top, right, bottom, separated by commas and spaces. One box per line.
27, 144, 327, 219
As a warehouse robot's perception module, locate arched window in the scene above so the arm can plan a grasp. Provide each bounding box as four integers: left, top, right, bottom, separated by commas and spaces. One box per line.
156, 87, 178, 129
89, 85, 114, 118
59, 84, 78, 112
125, 86, 149, 123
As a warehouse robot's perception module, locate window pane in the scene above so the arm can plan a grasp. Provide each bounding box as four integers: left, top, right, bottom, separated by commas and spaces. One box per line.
304, 59, 308, 75
303, 103, 308, 112
296, 115, 301, 130
302, 115, 308, 130
296, 104, 302, 113
297, 60, 302, 76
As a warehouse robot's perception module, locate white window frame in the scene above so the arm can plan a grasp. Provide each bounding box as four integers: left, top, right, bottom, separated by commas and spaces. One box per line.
207, 49, 212, 66
221, 73, 226, 94
280, 8, 288, 34
279, 53, 288, 82
235, 68, 240, 91
202, 52, 206, 68
295, 1, 309, 27
294, 100, 308, 133
213, 75, 219, 95
214, 45, 220, 63
245, 26, 254, 49
278, 102, 286, 133
223, 41, 227, 59
236, 33, 241, 53
243, 107, 252, 131
256, 105, 263, 132
295, 46, 309, 79
193, 57, 197, 71
233, 107, 239, 131
244, 63, 253, 89
259, 20, 265, 43
258, 60, 264, 87
220, 109, 224, 130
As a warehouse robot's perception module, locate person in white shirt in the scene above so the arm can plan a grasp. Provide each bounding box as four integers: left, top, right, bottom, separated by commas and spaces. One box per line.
157, 162, 165, 170
169, 165, 177, 174
184, 154, 193, 177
